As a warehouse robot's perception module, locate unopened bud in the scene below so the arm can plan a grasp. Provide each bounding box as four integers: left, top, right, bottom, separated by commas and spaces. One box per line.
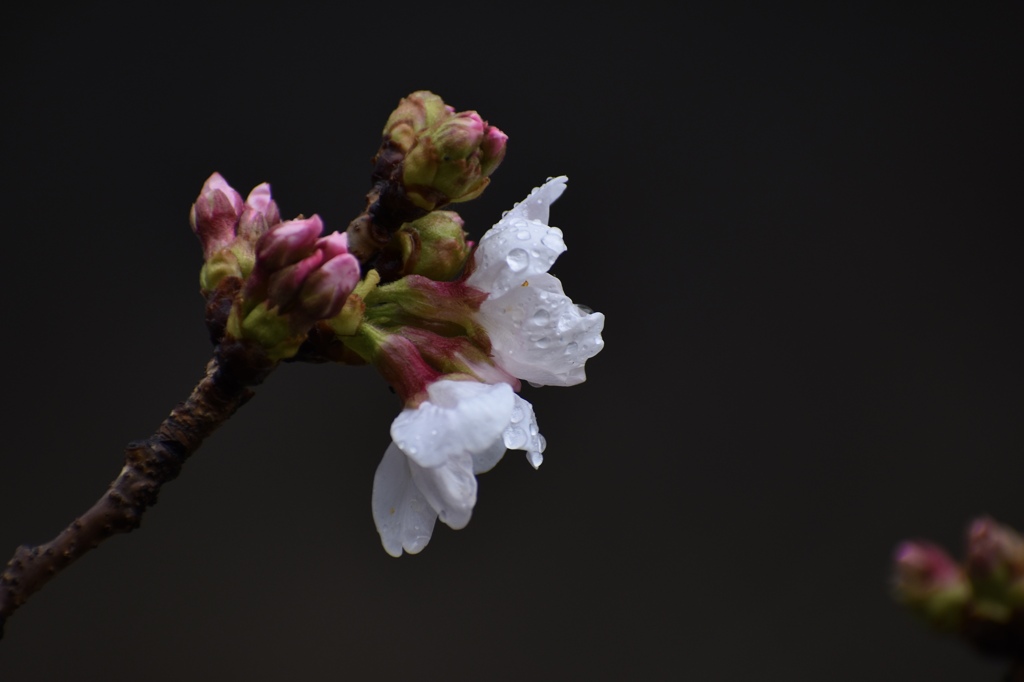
967, 518, 1024, 580
432, 111, 485, 161
232, 182, 282, 277
396, 211, 469, 280
237, 183, 281, 244
479, 125, 508, 177
892, 540, 970, 630
256, 215, 323, 271
299, 252, 361, 320
383, 91, 451, 153
190, 172, 244, 258
964, 517, 1024, 616
266, 250, 325, 310
386, 91, 508, 211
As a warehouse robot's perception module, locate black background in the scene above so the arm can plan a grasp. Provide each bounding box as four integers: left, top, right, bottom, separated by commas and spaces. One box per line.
1, 3, 1022, 680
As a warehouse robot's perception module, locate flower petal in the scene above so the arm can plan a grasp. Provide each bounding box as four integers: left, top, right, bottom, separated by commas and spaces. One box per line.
477, 272, 606, 387
471, 437, 507, 474
466, 177, 569, 299
504, 175, 567, 225
371, 442, 437, 557
503, 394, 546, 469
390, 380, 515, 468
408, 451, 477, 530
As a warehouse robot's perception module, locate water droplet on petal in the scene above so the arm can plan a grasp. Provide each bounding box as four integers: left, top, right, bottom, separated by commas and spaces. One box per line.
542, 234, 563, 250
565, 342, 579, 355
535, 337, 551, 349
531, 309, 550, 326
504, 427, 527, 449
510, 405, 524, 423
506, 248, 529, 272
576, 304, 593, 314
516, 230, 530, 240
527, 451, 544, 469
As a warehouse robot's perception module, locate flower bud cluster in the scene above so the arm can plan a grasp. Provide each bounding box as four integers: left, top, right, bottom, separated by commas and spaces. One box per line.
190, 173, 361, 360
190, 172, 281, 295
893, 516, 1024, 653
383, 90, 507, 212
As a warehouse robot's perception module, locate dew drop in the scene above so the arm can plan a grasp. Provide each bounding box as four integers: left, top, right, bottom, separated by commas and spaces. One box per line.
576, 304, 593, 314
527, 451, 544, 469
510, 405, 524, 423
501, 210, 509, 217
516, 230, 531, 240
542, 234, 563, 250
531, 309, 550, 325
506, 248, 529, 272
535, 337, 551, 349
504, 427, 527, 449
565, 342, 579, 355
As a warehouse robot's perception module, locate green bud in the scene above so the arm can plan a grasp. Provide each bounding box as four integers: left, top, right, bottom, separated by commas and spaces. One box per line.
383, 91, 451, 154
199, 249, 242, 294
397, 211, 469, 280
385, 91, 508, 212
237, 302, 306, 361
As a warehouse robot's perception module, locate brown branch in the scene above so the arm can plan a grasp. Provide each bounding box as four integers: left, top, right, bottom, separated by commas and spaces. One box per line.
0, 351, 270, 638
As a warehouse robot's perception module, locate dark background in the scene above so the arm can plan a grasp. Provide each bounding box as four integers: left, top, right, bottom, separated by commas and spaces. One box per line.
1, 3, 1021, 680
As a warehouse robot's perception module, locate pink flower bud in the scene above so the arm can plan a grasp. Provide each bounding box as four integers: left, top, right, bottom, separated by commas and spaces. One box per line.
237, 182, 282, 244
315, 231, 351, 261
256, 215, 324, 271
266, 250, 325, 310
892, 540, 970, 630
190, 172, 244, 258
895, 541, 963, 593
299, 252, 361, 320
431, 111, 485, 161
479, 125, 508, 177
966, 517, 1024, 583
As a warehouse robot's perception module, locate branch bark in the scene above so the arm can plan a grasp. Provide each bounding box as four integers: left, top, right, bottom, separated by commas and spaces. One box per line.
0, 353, 267, 638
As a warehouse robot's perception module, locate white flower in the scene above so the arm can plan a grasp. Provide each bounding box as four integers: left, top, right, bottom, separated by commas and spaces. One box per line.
372, 379, 544, 557
371, 176, 603, 557
467, 176, 605, 387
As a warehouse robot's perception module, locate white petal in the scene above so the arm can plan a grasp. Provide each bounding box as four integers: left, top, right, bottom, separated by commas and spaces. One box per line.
503, 394, 546, 469
466, 177, 569, 298
390, 380, 515, 468
467, 219, 565, 298
477, 272, 606, 387
504, 175, 567, 225
408, 451, 477, 530
472, 437, 507, 474
371, 443, 437, 557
